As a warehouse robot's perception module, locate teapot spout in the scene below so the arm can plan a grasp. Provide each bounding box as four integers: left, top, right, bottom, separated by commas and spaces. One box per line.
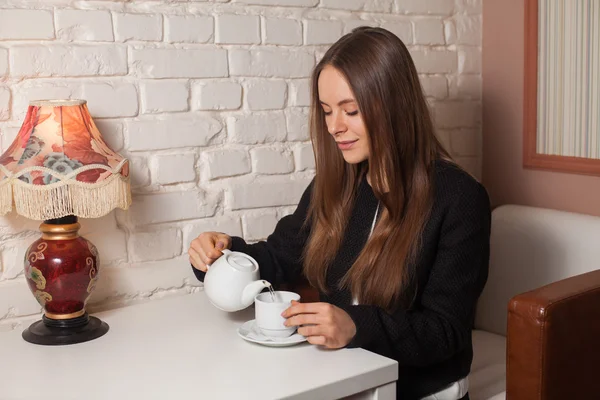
241, 280, 271, 307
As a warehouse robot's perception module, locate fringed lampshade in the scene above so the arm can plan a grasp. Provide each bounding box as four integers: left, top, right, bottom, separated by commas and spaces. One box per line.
0, 99, 131, 345
0, 99, 130, 219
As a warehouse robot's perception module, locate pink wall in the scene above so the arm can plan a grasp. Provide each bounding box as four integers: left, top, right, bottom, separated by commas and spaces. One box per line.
482, 0, 600, 217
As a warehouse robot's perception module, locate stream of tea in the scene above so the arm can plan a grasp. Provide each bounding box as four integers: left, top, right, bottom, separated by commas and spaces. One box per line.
267, 284, 279, 302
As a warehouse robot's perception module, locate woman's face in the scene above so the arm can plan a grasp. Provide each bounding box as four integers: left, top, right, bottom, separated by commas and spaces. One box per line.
318, 65, 370, 164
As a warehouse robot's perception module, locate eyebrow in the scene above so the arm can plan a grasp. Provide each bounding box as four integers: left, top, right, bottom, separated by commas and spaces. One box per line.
319, 99, 356, 107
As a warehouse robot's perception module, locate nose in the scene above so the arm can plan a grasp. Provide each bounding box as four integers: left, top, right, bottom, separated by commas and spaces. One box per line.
327, 111, 347, 136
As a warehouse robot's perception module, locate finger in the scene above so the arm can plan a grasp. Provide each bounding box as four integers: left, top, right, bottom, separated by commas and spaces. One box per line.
206, 243, 224, 259
191, 235, 215, 260
193, 237, 222, 265
215, 233, 232, 250
284, 313, 320, 328
282, 302, 328, 318
188, 247, 207, 272
307, 336, 327, 346
190, 238, 211, 263
297, 325, 323, 337
197, 245, 214, 266
207, 234, 230, 259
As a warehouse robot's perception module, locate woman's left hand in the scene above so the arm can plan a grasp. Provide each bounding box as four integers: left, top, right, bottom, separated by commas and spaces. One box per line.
282, 301, 356, 349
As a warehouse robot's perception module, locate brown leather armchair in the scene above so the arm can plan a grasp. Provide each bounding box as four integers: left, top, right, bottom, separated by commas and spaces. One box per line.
507, 268, 600, 400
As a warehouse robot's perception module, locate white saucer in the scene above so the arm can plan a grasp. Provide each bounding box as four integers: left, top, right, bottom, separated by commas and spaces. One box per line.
237, 320, 308, 347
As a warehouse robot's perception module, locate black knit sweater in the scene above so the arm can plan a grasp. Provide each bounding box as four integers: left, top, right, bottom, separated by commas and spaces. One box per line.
192, 160, 491, 400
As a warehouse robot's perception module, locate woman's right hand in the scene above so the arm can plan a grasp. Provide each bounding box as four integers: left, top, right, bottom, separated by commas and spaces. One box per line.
188, 232, 232, 272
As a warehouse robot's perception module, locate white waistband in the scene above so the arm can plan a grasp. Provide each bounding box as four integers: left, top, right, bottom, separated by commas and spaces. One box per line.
420, 376, 469, 400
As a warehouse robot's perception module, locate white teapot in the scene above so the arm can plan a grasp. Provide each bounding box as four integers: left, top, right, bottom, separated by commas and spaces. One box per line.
203, 249, 271, 312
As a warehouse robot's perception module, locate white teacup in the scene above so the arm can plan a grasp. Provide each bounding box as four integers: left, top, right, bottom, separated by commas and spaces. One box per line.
254, 291, 301, 338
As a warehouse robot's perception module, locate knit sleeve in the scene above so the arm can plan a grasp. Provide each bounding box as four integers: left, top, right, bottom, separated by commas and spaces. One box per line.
344, 182, 491, 367
191, 180, 314, 287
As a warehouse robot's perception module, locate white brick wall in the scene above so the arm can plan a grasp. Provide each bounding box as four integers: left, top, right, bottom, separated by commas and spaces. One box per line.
294, 144, 315, 171
130, 229, 183, 262
380, 21, 412, 44
0, 10, 54, 40
216, 14, 260, 44
131, 49, 228, 78
229, 49, 315, 78
229, 177, 312, 210
245, 80, 287, 111
152, 153, 196, 185
81, 83, 138, 118
95, 120, 124, 151
263, 18, 302, 45
193, 81, 242, 111
364, 1, 395, 12
242, 211, 279, 241
56, 10, 114, 42
0, 48, 7, 77
394, 0, 455, 15
410, 50, 457, 74
251, 147, 294, 174
289, 80, 310, 107
458, 48, 482, 74
286, 108, 310, 141
227, 112, 287, 144
344, 20, 379, 35
11, 45, 127, 77
124, 190, 220, 226
0, 0, 482, 329
183, 217, 243, 249
232, 0, 318, 5
0, 87, 9, 121
126, 117, 222, 151
414, 19, 445, 45
321, 0, 366, 11
203, 149, 251, 180
12, 82, 74, 121
141, 81, 189, 113
420, 75, 449, 100
165, 16, 214, 43
114, 13, 162, 42
304, 20, 343, 45
454, 15, 482, 45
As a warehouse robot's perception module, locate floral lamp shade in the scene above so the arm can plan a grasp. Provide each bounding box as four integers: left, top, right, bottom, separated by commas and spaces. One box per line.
0, 99, 131, 220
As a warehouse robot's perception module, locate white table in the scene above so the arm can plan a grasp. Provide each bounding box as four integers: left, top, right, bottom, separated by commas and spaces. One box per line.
0, 292, 398, 400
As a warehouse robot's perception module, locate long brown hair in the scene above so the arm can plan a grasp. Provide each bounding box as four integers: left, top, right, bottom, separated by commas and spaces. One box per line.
303, 27, 451, 312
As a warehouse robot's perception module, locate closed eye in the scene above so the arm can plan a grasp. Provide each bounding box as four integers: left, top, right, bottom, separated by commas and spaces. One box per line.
346, 110, 359, 116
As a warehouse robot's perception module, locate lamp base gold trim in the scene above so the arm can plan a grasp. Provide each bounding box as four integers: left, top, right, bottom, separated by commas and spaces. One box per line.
22, 312, 109, 346
44, 309, 85, 320
40, 222, 80, 241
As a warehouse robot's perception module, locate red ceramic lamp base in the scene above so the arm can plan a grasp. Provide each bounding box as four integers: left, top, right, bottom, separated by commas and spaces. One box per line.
21, 216, 109, 346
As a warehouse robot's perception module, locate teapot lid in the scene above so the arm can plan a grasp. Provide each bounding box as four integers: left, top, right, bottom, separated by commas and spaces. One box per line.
227, 252, 256, 272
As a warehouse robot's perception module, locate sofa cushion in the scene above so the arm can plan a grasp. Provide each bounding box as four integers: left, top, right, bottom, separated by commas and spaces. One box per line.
475, 205, 600, 336
469, 330, 506, 400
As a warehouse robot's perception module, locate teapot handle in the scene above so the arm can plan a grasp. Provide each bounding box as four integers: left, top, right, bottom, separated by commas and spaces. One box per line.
206, 249, 231, 270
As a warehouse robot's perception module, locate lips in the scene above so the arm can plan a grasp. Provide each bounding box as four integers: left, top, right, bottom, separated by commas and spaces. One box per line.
336, 140, 358, 150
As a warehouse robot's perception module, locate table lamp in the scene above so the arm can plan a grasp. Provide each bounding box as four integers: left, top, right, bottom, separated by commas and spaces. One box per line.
0, 99, 131, 345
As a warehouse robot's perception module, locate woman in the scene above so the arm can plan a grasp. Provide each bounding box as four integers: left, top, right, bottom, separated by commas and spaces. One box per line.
189, 27, 490, 400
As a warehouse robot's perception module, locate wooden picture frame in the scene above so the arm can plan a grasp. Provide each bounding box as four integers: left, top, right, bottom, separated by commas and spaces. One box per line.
523, 0, 600, 176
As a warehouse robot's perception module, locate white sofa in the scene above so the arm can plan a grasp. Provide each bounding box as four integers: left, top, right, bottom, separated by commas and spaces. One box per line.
469, 205, 600, 400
